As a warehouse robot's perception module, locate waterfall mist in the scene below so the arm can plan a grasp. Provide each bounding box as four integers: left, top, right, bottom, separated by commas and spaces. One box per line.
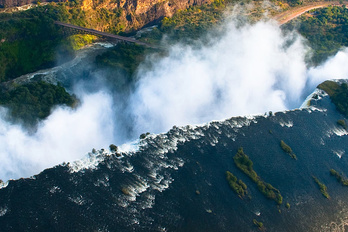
2, 18, 348, 181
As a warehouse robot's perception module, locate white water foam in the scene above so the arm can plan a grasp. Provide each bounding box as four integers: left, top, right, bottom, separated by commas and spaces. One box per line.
94, 175, 110, 187
279, 120, 293, 127
49, 186, 61, 194
67, 113, 257, 177
68, 150, 109, 173
300, 88, 326, 108
68, 195, 86, 205
0, 181, 8, 190
326, 127, 348, 138
333, 150, 345, 159
0, 206, 7, 217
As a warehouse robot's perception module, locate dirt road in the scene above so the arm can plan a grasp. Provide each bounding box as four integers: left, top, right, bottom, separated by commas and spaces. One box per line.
273, 1, 345, 25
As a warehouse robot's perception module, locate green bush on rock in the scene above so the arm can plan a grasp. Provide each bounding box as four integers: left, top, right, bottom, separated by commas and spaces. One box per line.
226, 171, 248, 198
233, 147, 283, 205
280, 140, 297, 160
313, 176, 330, 199
330, 169, 348, 186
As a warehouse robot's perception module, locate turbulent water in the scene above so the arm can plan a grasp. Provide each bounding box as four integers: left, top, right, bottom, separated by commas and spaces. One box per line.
1, 84, 348, 231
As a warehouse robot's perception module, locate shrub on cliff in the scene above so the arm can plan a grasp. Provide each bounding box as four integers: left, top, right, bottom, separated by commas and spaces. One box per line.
226, 171, 248, 198
280, 140, 297, 160
318, 81, 348, 117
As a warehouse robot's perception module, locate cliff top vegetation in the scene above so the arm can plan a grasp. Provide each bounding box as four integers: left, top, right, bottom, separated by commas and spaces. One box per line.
318, 80, 348, 117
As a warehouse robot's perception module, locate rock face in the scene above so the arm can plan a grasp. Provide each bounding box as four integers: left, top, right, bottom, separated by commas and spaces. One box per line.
0, 0, 30, 7
0, 0, 211, 30
0, 0, 65, 8
132, 0, 209, 24
1, 83, 348, 231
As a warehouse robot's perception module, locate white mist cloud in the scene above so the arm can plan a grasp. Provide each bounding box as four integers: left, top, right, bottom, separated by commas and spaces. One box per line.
129, 20, 348, 136
2, 18, 348, 181
308, 48, 348, 85
129, 21, 309, 134
0, 92, 115, 180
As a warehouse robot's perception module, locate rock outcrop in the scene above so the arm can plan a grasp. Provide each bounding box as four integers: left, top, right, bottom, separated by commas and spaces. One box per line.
0, 0, 211, 31
0, 0, 65, 8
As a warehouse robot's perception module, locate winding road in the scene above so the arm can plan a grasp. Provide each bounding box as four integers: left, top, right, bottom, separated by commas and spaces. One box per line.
273, 1, 346, 25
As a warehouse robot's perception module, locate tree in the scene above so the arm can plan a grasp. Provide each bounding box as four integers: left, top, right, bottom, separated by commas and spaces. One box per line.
109, 144, 118, 152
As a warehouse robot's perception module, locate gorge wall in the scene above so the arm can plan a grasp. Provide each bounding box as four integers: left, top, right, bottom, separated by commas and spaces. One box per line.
0, 0, 212, 31
0, 0, 63, 8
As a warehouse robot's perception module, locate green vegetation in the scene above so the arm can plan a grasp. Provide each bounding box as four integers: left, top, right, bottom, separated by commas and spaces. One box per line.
233, 147, 283, 204
0, 5, 74, 81
96, 43, 149, 80
139, 0, 302, 45
0, 2, 128, 82
68, 34, 97, 50
226, 171, 248, 198
2, 0, 348, 125
280, 140, 297, 160
96, 1, 232, 84
0, 0, 229, 82
109, 144, 118, 152
330, 169, 348, 186
286, 202, 290, 209
280, 140, 292, 154
312, 176, 330, 199
139, 132, 151, 139
140, 0, 267, 45
292, 6, 348, 65
2, 0, 348, 82
318, 81, 348, 117
317, 80, 341, 96
337, 119, 347, 129
0, 0, 233, 124
0, 81, 76, 125
253, 219, 264, 230
159, 0, 226, 42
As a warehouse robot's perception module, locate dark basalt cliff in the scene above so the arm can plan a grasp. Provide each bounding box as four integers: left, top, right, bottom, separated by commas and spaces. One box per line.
1, 82, 348, 231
